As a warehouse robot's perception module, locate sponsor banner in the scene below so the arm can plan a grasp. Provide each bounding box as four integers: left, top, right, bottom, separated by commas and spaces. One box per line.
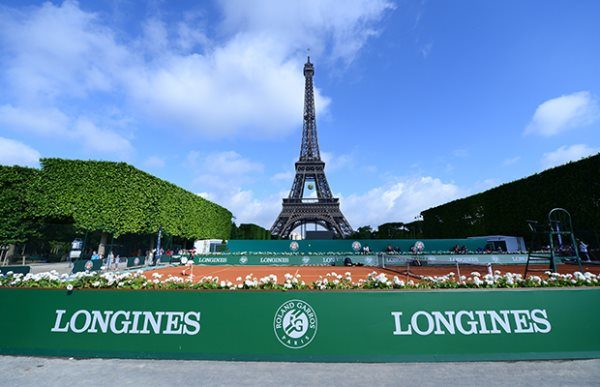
189, 254, 528, 267
194, 256, 230, 265
423, 255, 529, 265
72, 259, 103, 273
126, 257, 145, 268
191, 254, 382, 267
0, 288, 598, 362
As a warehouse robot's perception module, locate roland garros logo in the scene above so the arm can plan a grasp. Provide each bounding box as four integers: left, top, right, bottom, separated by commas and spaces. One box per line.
352, 241, 361, 251
289, 241, 299, 252
273, 300, 317, 349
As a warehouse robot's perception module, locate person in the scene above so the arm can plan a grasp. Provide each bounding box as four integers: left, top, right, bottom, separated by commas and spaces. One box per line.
114, 254, 120, 270
91, 251, 99, 260
578, 240, 591, 262
107, 251, 114, 268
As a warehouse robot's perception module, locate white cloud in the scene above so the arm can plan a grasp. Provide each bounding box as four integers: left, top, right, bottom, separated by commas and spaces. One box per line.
0, 1, 125, 102
0, 137, 40, 167
224, 189, 283, 228
341, 176, 463, 226
0, 1, 392, 139
72, 118, 133, 154
541, 144, 599, 169
188, 150, 263, 179
220, 0, 395, 65
0, 104, 133, 157
0, 105, 69, 135
525, 91, 600, 136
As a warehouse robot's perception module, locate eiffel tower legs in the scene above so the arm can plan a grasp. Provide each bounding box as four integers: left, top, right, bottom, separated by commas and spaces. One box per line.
271, 199, 353, 239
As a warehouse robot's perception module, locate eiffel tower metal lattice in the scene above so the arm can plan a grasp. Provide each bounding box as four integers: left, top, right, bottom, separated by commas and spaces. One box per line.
271, 57, 353, 238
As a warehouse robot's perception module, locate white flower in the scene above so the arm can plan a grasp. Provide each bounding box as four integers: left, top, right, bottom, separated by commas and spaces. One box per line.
66, 284, 74, 291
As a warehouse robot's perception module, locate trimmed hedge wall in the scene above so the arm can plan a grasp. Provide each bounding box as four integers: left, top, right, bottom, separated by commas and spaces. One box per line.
421, 153, 600, 238
0, 159, 231, 242
0, 166, 40, 244
231, 223, 272, 240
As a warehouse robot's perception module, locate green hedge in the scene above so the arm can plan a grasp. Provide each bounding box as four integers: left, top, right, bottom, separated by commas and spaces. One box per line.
231, 223, 272, 240
422, 153, 600, 238
0, 159, 231, 242
0, 166, 40, 244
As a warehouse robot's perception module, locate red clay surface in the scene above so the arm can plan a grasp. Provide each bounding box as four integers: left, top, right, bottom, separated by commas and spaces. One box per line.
144, 263, 600, 286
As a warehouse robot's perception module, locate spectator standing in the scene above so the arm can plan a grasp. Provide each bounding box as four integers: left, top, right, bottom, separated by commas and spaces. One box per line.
578, 240, 591, 262
107, 251, 114, 269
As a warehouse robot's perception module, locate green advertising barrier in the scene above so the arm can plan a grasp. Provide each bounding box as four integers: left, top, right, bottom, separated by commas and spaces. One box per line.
0, 265, 30, 275
72, 259, 103, 273
0, 288, 598, 362
191, 254, 529, 267
126, 257, 145, 268
227, 238, 489, 254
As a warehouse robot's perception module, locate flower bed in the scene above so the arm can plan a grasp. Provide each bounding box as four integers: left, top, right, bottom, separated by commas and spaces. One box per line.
1, 269, 599, 291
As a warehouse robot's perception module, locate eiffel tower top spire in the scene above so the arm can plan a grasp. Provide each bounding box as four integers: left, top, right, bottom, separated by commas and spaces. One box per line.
299, 55, 321, 162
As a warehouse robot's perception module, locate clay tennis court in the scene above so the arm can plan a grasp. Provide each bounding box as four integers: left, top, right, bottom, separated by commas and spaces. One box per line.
145, 262, 600, 286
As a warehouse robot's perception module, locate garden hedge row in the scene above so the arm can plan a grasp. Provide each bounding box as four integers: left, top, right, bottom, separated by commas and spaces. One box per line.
0, 159, 231, 242
421, 153, 600, 238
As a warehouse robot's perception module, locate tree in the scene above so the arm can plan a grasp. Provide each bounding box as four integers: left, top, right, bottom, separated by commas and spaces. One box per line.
0, 166, 41, 245
349, 225, 374, 239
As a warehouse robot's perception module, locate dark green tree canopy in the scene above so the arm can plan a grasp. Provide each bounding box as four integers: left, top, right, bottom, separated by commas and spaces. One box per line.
421, 153, 600, 238
1, 159, 231, 242
0, 166, 40, 244
231, 223, 271, 240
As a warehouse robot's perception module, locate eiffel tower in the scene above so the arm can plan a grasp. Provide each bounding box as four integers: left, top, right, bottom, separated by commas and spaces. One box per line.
271, 56, 353, 239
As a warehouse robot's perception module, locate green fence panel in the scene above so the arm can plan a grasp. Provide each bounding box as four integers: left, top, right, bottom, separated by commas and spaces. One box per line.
0, 288, 598, 362
226, 239, 488, 254
190, 254, 529, 266
126, 257, 145, 268
72, 259, 103, 273
0, 266, 30, 275
193, 254, 379, 266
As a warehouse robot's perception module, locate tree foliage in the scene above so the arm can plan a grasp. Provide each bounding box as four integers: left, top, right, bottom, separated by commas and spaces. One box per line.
0, 166, 41, 244
231, 223, 272, 239
421, 153, 600, 238
23, 159, 231, 240
349, 225, 374, 239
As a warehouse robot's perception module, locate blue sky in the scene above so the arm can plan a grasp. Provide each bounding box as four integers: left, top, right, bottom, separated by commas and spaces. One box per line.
0, 0, 599, 229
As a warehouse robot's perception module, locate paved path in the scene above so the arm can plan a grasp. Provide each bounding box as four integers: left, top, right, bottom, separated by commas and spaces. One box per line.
27, 262, 129, 275
0, 356, 598, 386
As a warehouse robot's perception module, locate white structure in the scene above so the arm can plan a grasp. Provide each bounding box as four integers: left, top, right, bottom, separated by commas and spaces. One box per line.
468, 235, 526, 253
194, 239, 225, 254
